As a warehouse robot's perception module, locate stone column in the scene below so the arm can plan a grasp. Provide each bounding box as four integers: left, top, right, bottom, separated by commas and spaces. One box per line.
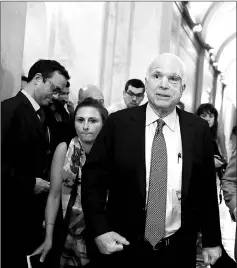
101, 2, 175, 107
0, 2, 27, 101
158, 2, 174, 54
100, 2, 134, 107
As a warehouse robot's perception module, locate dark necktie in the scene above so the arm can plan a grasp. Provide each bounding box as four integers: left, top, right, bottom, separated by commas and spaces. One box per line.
145, 119, 168, 246
37, 107, 46, 124
37, 108, 49, 142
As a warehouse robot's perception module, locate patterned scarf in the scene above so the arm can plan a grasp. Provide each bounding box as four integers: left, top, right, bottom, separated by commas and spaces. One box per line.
61, 137, 86, 216
60, 136, 89, 267
62, 137, 86, 192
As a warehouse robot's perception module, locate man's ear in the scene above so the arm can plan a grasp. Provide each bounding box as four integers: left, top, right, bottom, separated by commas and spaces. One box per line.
145, 78, 148, 91
181, 84, 186, 95
34, 73, 43, 85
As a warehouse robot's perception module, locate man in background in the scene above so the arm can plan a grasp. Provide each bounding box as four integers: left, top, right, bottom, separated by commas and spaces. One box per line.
107, 78, 145, 114
78, 84, 104, 105
51, 81, 74, 121
2, 59, 70, 268
45, 80, 76, 166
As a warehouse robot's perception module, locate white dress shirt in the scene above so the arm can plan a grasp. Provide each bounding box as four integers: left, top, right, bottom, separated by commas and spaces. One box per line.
22, 89, 40, 112
145, 103, 182, 238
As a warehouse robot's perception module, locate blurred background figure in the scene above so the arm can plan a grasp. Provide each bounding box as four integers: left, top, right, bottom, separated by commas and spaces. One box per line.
107, 78, 145, 114
21, 75, 28, 89
221, 147, 237, 262
55, 81, 75, 120
196, 103, 236, 268
78, 84, 104, 105
196, 103, 227, 178
229, 125, 237, 154
45, 81, 76, 168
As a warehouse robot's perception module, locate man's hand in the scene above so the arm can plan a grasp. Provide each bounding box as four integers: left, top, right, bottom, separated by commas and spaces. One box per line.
202, 246, 222, 265
34, 178, 50, 195
94, 231, 130, 255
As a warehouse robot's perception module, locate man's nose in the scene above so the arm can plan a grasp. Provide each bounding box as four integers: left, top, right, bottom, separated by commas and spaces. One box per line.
132, 95, 137, 101
160, 76, 169, 88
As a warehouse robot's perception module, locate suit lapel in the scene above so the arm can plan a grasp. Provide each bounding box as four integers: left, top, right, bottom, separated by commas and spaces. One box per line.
129, 104, 147, 202
178, 109, 194, 205
17, 92, 49, 143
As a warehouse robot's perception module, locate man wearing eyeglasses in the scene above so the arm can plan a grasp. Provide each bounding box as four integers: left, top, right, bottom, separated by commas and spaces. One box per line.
45, 80, 76, 171
107, 78, 145, 114
82, 53, 222, 268
2, 59, 70, 267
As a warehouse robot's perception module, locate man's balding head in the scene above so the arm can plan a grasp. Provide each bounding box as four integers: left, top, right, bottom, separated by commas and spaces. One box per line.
146, 53, 186, 88
145, 53, 186, 117
78, 84, 104, 105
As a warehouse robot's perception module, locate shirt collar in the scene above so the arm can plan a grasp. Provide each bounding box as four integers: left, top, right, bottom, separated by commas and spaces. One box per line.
145, 102, 177, 132
21, 89, 40, 112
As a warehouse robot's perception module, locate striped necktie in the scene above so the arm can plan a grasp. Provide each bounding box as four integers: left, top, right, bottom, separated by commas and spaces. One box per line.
145, 119, 167, 246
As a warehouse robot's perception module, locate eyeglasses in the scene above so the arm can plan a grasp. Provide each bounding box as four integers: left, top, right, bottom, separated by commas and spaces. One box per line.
152, 72, 182, 85
47, 80, 62, 95
126, 91, 144, 98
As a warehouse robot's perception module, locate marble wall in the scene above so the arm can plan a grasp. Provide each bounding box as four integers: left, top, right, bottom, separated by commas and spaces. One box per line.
200, 53, 214, 104
102, 2, 175, 107
100, 2, 134, 107
177, 17, 200, 113
0, 2, 27, 101
21, 2, 177, 108
22, 2, 105, 104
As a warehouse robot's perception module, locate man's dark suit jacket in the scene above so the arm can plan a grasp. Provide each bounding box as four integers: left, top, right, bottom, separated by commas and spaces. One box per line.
1, 91, 51, 265
82, 103, 222, 249
44, 102, 76, 162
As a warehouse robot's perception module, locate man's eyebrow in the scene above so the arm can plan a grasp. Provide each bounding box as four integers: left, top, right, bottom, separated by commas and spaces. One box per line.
150, 69, 162, 74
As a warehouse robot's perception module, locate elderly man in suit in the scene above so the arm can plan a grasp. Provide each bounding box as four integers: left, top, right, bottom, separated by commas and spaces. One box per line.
81, 53, 222, 267
2, 59, 70, 267
221, 147, 237, 261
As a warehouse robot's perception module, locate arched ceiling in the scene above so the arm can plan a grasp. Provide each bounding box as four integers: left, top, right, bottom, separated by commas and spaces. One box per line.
186, 1, 236, 105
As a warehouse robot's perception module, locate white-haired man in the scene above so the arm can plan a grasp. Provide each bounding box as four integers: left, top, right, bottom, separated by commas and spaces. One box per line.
81, 53, 222, 268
